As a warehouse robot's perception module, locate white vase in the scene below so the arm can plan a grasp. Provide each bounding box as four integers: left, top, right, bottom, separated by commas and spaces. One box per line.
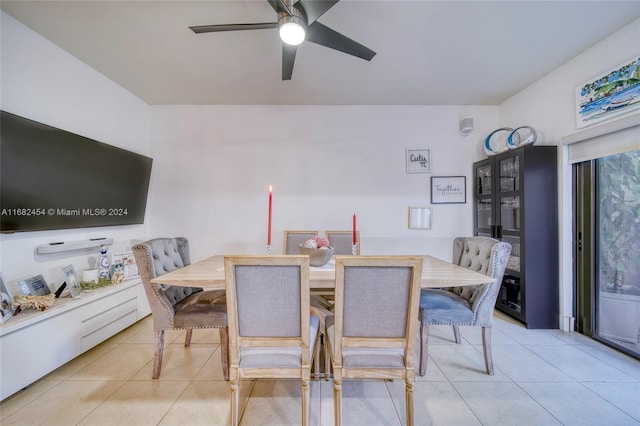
98, 245, 111, 279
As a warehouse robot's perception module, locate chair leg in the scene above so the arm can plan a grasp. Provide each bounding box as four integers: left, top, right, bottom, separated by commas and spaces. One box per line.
302, 379, 310, 426
312, 334, 321, 380
405, 379, 414, 426
482, 326, 494, 375
219, 326, 230, 381
324, 334, 331, 380
333, 377, 342, 426
184, 329, 193, 346
452, 325, 461, 344
230, 378, 239, 426
419, 321, 429, 376
152, 329, 165, 379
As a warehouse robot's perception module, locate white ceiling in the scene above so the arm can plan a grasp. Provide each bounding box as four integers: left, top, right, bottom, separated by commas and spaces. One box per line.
2, 1, 640, 106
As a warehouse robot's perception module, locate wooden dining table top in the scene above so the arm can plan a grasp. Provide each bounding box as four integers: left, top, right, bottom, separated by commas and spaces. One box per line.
150, 255, 495, 289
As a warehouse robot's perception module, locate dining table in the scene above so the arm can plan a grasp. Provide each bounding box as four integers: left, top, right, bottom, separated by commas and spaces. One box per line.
151, 255, 495, 289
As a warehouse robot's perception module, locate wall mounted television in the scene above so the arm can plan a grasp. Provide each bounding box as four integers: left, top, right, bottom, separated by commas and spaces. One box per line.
1, 110, 153, 233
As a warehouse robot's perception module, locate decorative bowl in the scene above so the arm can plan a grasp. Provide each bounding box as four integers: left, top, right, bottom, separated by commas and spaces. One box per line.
298, 245, 334, 267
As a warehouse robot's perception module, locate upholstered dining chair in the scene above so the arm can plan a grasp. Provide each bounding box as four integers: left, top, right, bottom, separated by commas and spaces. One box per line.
310, 296, 333, 380
283, 230, 331, 380
132, 237, 229, 380
325, 230, 360, 255
283, 230, 318, 254
224, 255, 320, 426
327, 256, 423, 426
418, 236, 511, 376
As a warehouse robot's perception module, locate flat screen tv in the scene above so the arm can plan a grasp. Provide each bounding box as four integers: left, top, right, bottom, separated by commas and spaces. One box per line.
1, 110, 153, 233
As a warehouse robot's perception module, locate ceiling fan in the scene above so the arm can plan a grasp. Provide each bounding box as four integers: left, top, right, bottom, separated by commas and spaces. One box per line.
189, 0, 376, 80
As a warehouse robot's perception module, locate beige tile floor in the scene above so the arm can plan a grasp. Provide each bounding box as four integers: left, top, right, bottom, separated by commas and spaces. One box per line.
2, 311, 640, 425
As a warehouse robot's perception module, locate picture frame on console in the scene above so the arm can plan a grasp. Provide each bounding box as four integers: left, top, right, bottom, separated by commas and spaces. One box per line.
17, 274, 51, 297
1, 273, 14, 323
122, 251, 138, 279
62, 265, 82, 298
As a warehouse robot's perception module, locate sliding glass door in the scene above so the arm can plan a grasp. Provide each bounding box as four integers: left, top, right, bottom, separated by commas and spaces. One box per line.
575, 150, 640, 359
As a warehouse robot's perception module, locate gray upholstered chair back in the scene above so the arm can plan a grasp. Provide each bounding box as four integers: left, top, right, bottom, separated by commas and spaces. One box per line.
343, 266, 412, 338
326, 231, 360, 255
233, 265, 302, 337
284, 231, 318, 255
132, 237, 203, 329
448, 236, 511, 325
330, 255, 423, 421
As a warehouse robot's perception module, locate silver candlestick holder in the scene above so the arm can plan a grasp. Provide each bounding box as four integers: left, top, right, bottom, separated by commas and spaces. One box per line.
351, 243, 358, 255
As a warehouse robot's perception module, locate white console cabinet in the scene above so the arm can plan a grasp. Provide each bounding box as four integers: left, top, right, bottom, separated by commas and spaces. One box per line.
0, 279, 150, 400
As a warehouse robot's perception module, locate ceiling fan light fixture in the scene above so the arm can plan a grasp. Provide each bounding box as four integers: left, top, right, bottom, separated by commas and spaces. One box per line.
279, 21, 305, 45
278, 9, 306, 46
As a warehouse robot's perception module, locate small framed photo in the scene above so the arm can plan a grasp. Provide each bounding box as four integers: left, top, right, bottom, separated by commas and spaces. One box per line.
17, 274, 51, 296
110, 252, 124, 277
408, 207, 431, 230
1, 273, 15, 323
62, 265, 82, 298
406, 148, 431, 173
431, 176, 466, 204
122, 251, 138, 279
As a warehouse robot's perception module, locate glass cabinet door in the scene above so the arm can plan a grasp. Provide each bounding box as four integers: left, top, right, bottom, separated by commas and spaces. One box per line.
500, 195, 521, 232
477, 164, 493, 196
499, 155, 520, 193
476, 199, 493, 230
475, 162, 494, 234
502, 235, 521, 272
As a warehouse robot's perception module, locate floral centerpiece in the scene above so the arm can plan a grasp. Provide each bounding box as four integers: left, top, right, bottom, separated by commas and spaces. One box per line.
299, 237, 334, 266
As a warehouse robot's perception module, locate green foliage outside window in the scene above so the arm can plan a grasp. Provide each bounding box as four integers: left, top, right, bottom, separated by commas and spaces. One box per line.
599, 150, 640, 294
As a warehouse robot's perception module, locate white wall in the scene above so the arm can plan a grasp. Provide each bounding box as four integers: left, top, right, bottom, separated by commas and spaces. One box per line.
11, 8, 636, 333
0, 12, 152, 291
149, 105, 498, 262
498, 18, 640, 330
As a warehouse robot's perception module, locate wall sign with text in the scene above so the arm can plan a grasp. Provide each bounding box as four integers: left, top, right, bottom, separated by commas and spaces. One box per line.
406, 149, 431, 173
431, 176, 466, 204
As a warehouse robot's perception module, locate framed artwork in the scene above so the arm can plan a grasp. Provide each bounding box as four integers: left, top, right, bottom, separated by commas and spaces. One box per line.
62, 265, 82, 298
576, 55, 640, 128
17, 274, 51, 296
406, 148, 431, 173
431, 176, 466, 204
408, 207, 431, 230
1, 273, 15, 323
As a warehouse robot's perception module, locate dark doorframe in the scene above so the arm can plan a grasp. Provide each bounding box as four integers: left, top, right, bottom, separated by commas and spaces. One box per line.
574, 161, 595, 336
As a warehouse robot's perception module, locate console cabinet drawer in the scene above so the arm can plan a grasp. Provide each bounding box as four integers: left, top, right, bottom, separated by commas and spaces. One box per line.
81, 310, 137, 352
80, 297, 137, 336
81, 287, 137, 321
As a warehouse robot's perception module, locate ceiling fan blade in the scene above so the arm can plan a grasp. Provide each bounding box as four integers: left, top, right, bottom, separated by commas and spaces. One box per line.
306, 21, 376, 61
190, 22, 277, 34
298, 0, 339, 23
282, 44, 297, 80
267, 0, 279, 12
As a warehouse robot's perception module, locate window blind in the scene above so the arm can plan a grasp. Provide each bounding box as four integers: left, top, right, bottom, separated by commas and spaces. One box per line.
563, 115, 640, 164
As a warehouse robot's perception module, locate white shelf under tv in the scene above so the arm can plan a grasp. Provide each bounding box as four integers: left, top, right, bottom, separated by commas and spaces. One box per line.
35, 238, 114, 254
